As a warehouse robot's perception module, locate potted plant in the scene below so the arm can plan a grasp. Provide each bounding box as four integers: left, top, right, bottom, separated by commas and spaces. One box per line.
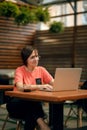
49, 21, 64, 33
0, 1, 19, 18
35, 6, 50, 23
15, 6, 36, 25
0, 2, 50, 26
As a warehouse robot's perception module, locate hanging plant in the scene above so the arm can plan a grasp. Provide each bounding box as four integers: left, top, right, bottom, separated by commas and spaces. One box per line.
0, 2, 50, 25
0, 1, 20, 18
35, 6, 50, 23
49, 21, 64, 33
15, 6, 36, 25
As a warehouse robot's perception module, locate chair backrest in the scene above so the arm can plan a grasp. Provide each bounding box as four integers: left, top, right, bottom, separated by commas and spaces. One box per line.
81, 80, 87, 90
79, 80, 87, 113
0, 74, 9, 104
0, 75, 9, 85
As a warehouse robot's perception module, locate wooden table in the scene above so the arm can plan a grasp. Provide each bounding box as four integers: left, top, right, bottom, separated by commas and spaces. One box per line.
5, 89, 87, 130
0, 85, 13, 90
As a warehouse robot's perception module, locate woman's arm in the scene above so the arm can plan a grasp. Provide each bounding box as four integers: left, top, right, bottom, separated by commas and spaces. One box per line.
16, 80, 54, 92
16, 82, 39, 91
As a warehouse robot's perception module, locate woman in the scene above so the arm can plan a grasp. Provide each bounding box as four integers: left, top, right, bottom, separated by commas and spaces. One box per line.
6, 45, 54, 130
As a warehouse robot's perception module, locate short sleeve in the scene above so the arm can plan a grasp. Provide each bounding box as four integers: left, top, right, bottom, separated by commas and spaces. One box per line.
40, 67, 53, 84
14, 67, 23, 84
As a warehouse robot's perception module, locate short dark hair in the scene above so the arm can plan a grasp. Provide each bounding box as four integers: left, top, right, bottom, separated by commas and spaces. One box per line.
21, 46, 37, 66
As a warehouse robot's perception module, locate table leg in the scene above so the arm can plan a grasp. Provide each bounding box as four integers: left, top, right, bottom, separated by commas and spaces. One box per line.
49, 103, 64, 130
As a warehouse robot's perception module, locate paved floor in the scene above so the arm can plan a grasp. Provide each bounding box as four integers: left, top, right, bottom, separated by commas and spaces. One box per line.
0, 103, 87, 130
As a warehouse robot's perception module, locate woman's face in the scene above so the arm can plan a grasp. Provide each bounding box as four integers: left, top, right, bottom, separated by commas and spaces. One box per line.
27, 50, 39, 68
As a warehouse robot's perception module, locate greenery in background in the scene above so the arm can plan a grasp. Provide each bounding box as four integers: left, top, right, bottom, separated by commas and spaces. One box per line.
0, 1, 50, 25
15, 7, 36, 25
0, 1, 64, 33
49, 21, 64, 33
0, 1, 19, 17
35, 6, 50, 23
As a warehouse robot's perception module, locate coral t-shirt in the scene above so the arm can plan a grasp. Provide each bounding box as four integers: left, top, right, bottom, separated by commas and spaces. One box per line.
14, 66, 53, 91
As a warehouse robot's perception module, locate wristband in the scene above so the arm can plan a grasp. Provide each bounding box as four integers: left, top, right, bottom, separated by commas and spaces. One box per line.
24, 89, 31, 92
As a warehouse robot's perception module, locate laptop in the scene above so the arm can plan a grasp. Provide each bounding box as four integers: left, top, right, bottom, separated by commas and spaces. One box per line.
52, 68, 82, 91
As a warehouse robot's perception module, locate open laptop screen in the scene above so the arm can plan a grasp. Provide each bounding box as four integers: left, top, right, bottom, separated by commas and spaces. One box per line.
53, 68, 82, 91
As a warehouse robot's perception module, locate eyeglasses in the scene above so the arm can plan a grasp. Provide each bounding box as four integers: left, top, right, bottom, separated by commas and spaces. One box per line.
29, 55, 40, 60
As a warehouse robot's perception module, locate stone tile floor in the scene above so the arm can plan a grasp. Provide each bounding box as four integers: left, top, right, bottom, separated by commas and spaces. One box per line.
0, 103, 87, 130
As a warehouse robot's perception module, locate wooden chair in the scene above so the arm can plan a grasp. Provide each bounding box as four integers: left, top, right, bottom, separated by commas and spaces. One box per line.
2, 112, 42, 130
64, 82, 85, 127
64, 100, 83, 128
2, 113, 23, 130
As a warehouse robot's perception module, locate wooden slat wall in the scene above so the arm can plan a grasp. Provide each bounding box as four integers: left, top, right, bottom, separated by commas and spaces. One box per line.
75, 26, 87, 80
0, 17, 87, 81
0, 16, 36, 69
34, 26, 87, 81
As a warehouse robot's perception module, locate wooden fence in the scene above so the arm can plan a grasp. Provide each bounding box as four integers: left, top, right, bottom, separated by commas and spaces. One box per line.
34, 26, 87, 81
0, 16, 87, 80
0, 16, 36, 69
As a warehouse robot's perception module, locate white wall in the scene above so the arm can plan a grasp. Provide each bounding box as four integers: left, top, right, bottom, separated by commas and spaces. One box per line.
0, 69, 15, 77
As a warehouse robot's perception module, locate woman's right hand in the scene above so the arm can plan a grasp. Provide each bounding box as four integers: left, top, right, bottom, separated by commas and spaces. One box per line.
39, 84, 53, 91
